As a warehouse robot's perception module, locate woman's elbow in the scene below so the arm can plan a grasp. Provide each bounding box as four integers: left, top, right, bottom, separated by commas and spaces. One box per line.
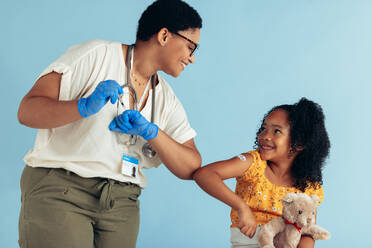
192, 165, 208, 181
17, 102, 28, 126
17, 101, 34, 127
193, 154, 202, 170
189, 155, 202, 177
175, 158, 202, 180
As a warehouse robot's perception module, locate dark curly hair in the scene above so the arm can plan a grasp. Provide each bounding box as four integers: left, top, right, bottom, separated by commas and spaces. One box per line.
254, 98, 330, 192
136, 0, 202, 41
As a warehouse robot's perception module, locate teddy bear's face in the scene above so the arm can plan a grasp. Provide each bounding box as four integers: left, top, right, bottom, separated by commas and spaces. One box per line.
282, 193, 318, 228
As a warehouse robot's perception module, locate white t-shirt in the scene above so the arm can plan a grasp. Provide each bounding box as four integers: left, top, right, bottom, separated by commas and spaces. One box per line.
23, 40, 197, 188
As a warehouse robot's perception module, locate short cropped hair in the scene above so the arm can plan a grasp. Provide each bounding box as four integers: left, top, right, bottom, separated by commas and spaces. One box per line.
136, 0, 202, 41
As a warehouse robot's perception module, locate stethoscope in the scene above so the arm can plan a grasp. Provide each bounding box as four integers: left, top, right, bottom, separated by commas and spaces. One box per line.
117, 44, 157, 158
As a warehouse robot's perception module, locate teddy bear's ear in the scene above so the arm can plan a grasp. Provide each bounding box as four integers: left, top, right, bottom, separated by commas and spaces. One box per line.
282, 193, 297, 205
311, 195, 319, 205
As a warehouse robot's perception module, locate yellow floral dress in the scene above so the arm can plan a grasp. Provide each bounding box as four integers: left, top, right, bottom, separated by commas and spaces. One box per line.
230, 150, 324, 227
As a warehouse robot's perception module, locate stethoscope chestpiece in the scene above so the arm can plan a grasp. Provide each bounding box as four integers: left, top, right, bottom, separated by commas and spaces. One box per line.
142, 143, 157, 158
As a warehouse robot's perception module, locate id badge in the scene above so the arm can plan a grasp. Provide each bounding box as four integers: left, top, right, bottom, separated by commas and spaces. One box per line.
121, 154, 139, 178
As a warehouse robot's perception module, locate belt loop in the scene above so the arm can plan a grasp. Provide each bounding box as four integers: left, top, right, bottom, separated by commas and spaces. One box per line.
99, 179, 115, 211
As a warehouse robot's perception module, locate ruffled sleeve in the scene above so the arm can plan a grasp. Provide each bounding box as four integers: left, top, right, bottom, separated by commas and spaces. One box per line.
240, 150, 264, 180
305, 183, 324, 205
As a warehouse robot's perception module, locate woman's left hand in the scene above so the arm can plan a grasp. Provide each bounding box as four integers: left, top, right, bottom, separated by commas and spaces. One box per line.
109, 110, 158, 140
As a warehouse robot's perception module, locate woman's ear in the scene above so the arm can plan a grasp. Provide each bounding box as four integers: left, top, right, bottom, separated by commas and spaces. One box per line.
157, 27, 171, 46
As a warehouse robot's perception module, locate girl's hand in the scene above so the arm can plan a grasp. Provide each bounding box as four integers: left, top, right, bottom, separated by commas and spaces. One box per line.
237, 204, 257, 238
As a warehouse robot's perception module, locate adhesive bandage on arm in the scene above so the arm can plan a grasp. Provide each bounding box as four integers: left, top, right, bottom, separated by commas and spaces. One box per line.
237, 154, 246, 161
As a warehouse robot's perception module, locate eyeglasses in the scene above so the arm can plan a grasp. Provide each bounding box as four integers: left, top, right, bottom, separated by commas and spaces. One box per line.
174, 32, 199, 57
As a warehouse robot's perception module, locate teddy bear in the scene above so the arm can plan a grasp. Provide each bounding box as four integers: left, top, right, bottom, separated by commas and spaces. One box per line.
257, 192, 330, 248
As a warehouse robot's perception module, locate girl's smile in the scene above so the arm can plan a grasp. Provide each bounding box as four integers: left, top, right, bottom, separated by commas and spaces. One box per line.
258, 109, 292, 163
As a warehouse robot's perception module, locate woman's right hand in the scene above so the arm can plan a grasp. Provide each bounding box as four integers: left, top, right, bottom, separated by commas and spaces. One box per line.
78, 80, 123, 118
237, 204, 257, 238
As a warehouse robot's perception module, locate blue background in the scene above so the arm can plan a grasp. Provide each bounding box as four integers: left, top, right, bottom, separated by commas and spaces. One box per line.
1, 0, 371, 247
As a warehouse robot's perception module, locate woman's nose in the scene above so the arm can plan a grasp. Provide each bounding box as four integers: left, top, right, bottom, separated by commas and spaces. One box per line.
188, 54, 195, 64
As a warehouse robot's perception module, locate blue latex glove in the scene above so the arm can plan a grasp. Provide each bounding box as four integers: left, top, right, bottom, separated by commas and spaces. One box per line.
78, 80, 123, 118
109, 110, 159, 140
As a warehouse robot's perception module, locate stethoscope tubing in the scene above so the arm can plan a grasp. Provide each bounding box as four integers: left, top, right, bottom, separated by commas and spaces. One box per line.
118, 44, 157, 157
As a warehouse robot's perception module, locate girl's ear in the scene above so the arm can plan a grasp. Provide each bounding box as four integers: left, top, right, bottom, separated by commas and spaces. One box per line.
296, 145, 304, 151
296, 146, 304, 152
157, 27, 171, 46
293, 142, 304, 152
288, 144, 304, 158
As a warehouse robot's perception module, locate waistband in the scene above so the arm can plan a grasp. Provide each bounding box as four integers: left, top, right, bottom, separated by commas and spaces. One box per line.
50, 167, 140, 187
31, 166, 141, 211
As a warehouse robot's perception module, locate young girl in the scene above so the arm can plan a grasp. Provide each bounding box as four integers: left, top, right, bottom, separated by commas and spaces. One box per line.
193, 98, 330, 248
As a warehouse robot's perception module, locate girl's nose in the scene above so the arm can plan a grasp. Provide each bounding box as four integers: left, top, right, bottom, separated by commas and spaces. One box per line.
261, 131, 272, 141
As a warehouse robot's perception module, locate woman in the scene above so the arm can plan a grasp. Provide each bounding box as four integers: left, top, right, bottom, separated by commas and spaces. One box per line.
17, 0, 202, 247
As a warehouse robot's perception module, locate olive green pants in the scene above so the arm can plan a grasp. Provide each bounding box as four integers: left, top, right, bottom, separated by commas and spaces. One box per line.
18, 166, 141, 248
